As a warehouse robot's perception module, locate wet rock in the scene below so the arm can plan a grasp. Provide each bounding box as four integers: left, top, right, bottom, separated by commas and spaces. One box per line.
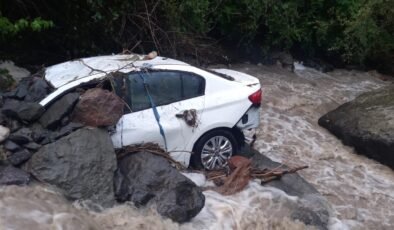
291, 206, 327, 229
7, 134, 31, 145
24, 78, 51, 102
23, 142, 41, 151
6, 119, 22, 132
29, 123, 49, 143
0, 125, 10, 142
251, 153, 319, 197
318, 85, 394, 169
0, 61, 30, 84
0, 165, 31, 185
3, 140, 22, 152
2, 99, 44, 122
8, 127, 33, 145
0, 185, 100, 229
115, 151, 205, 223
8, 149, 32, 166
53, 122, 84, 140
24, 127, 117, 207
73, 88, 124, 127
250, 150, 330, 229
271, 52, 294, 71
304, 59, 334, 72
39, 93, 79, 129
2, 77, 31, 100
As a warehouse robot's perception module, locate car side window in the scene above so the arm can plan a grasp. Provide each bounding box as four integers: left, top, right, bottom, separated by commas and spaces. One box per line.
125, 71, 205, 112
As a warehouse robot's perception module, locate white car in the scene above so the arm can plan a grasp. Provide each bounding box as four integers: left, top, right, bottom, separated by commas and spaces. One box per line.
41, 54, 262, 170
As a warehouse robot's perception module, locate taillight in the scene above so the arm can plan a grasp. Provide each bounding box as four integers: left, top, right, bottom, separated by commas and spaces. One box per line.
248, 89, 262, 106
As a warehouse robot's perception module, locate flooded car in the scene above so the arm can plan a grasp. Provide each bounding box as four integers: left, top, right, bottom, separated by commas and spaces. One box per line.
41, 54, 262, 170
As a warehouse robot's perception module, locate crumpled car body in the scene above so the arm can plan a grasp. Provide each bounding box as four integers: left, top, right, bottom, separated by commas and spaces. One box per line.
40, 54, 261, 170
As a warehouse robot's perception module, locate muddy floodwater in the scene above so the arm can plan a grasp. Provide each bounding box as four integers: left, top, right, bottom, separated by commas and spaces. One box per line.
1, 64, 393, 230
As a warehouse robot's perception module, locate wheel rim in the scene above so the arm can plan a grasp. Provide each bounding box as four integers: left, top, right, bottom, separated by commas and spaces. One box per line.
201, 135, 233, 170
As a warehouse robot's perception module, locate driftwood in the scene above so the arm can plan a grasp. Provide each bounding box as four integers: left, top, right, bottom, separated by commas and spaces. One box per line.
203, 156, 308, 195
116, 143, 186, 170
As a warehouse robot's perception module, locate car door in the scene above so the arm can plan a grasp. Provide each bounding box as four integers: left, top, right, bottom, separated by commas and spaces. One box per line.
111, 70, 206, 165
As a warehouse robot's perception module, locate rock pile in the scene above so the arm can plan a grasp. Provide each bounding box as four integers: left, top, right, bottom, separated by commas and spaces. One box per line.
0, 74, 205, 222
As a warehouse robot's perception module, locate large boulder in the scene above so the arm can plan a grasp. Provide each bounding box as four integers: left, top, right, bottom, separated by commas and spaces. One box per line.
318, 85, 394, 169
39, 93, 79, 129
24, 127, 117, 207
115, 151, 205, 223
72, 88, 124, 127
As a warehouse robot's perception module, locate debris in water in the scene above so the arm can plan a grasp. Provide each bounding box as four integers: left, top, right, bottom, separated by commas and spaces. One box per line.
204, 156, 308, 195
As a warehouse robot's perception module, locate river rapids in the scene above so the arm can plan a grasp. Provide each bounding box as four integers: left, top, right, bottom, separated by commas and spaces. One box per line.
1, 64, 393, 230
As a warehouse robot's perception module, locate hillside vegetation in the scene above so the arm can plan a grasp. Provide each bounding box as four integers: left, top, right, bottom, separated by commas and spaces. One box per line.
0, 0, 393, 73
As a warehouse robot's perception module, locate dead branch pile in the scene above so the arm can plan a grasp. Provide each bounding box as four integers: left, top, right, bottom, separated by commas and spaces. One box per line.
204, 156, 308, 195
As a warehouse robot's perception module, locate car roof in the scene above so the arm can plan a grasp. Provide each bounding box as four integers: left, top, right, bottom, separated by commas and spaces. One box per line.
44, 54, 189, 88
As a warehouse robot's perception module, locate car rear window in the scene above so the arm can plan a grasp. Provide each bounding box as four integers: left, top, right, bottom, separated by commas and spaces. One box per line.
125, 70, 205, 112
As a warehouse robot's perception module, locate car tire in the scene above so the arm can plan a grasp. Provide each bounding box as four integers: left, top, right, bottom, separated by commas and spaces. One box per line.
191, 129, 238, 170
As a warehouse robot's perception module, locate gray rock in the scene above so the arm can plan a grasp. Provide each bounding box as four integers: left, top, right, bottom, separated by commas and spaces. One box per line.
39, 93, 79, 130
8, 135, 31, 145
8, 128, 33, 145
24, 128, 117, 207
3, 140, 22, 152
0, 125, 10, 143
0, 165, 31, 185
8, 149, 32, 166
318, 85, 394, 169
0, 61, 30, 84
250, 150, 330, 230
3, 77, 31, 100
53, 122, 84, 140
23, 142, 41, 151
24, 78, 51, 102
2, 99, 44, 122
115, 151, 205, 223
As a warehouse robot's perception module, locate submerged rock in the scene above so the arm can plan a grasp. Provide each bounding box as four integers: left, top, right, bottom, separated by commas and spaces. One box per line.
0, 185, 100, 230
0, 165, 31, 185
24, 127, 117, 207
250, 150, 330, 230
72, 88, 124, 127
318, 85, 394, 169
115, 151, 205, 223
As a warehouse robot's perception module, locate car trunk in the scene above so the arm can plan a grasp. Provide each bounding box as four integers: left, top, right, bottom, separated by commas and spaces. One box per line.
209, 69, 260, 87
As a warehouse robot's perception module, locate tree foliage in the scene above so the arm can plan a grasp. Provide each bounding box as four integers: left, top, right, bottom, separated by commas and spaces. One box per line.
0, 0, 393, 73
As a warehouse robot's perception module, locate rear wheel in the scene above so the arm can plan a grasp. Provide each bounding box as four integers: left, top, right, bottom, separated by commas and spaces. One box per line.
191, 129, 238, 170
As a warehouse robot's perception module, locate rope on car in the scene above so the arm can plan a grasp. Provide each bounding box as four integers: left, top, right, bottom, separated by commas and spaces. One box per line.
138, 69, 168, 151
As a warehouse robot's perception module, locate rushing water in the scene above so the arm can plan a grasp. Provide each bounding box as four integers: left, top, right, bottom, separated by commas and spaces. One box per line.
1, 64, 393, 230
